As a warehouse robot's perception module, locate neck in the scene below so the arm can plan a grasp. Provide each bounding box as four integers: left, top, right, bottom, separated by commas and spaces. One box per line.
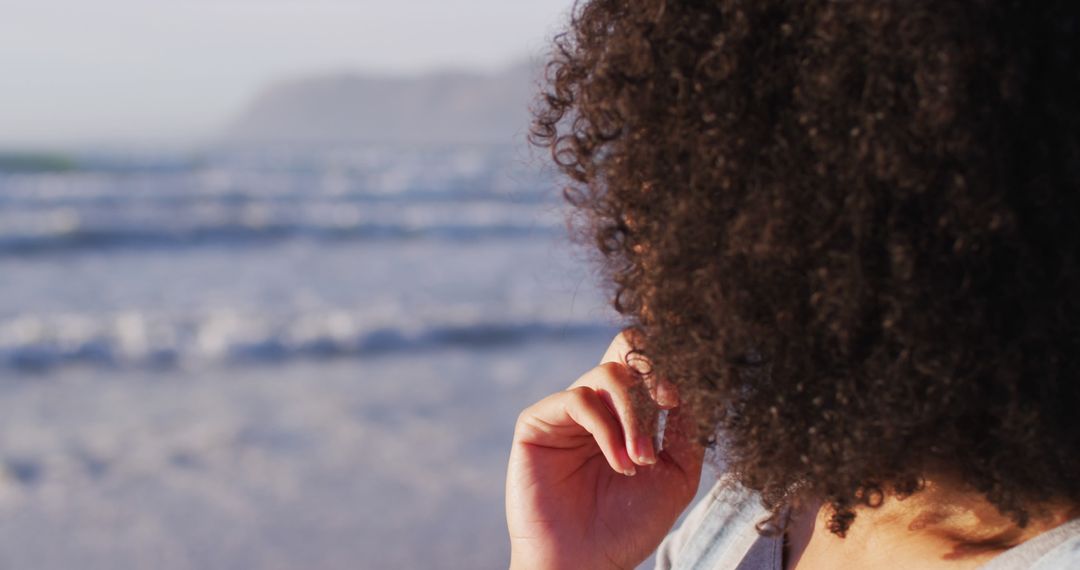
784, 481, 1078, 570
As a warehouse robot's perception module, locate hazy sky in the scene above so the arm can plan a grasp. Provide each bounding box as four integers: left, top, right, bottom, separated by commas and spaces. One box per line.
0, 0, 574, 147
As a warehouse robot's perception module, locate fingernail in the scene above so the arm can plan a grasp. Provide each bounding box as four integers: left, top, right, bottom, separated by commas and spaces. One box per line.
635, 436, 656, 465
657, 383, 679, 408
623, 466, 637, 476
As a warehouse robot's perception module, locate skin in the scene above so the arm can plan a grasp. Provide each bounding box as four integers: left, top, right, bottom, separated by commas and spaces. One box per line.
507, 334, 1080, 570
784, 480, 1080, 570
506, 333, 704, 570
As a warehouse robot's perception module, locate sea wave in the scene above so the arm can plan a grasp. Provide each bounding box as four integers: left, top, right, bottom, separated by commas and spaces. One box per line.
0, 145, 552, 207
0, 219, 560, 256
0, 200, 564, 256
0, 311, 616, 372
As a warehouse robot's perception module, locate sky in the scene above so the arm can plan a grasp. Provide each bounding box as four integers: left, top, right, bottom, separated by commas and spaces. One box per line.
0, 0, 575, 147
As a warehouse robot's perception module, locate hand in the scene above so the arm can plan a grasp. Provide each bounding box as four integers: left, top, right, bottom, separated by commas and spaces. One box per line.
506, 333, 705, 570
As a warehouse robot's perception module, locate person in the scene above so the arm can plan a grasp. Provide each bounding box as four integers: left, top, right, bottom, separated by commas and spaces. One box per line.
505, 1, 1080, 568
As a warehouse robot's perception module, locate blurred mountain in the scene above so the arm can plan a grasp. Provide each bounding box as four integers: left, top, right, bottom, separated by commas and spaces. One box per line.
224, 61, 541, 145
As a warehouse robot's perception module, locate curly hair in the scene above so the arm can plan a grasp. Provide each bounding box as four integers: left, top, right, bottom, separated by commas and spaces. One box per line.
532, 0, 1080, 535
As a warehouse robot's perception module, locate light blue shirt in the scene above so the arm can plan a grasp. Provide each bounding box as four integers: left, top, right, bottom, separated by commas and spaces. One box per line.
656, 479, 1080, 570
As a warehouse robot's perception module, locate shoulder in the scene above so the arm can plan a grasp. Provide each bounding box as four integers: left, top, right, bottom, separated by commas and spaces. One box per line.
654, 475, 772, 570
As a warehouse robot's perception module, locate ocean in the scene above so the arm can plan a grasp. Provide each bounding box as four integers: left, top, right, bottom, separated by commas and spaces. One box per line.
0, 144, 619, 569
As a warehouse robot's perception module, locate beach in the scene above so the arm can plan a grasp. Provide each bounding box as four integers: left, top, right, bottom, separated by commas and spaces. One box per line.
0, 145, 620, 568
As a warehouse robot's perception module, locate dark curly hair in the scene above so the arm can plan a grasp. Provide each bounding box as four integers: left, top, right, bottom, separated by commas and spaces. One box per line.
532, 0, 1080, 535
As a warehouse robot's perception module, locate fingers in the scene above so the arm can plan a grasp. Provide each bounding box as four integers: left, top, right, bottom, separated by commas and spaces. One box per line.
571, 362, 659, 468
562, 387, 639, 476
599, 331, 679, 409
514, 332, 699, 481
597, 333, 703, 474
651, 379, 680, 409
516, 384, 639, 476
